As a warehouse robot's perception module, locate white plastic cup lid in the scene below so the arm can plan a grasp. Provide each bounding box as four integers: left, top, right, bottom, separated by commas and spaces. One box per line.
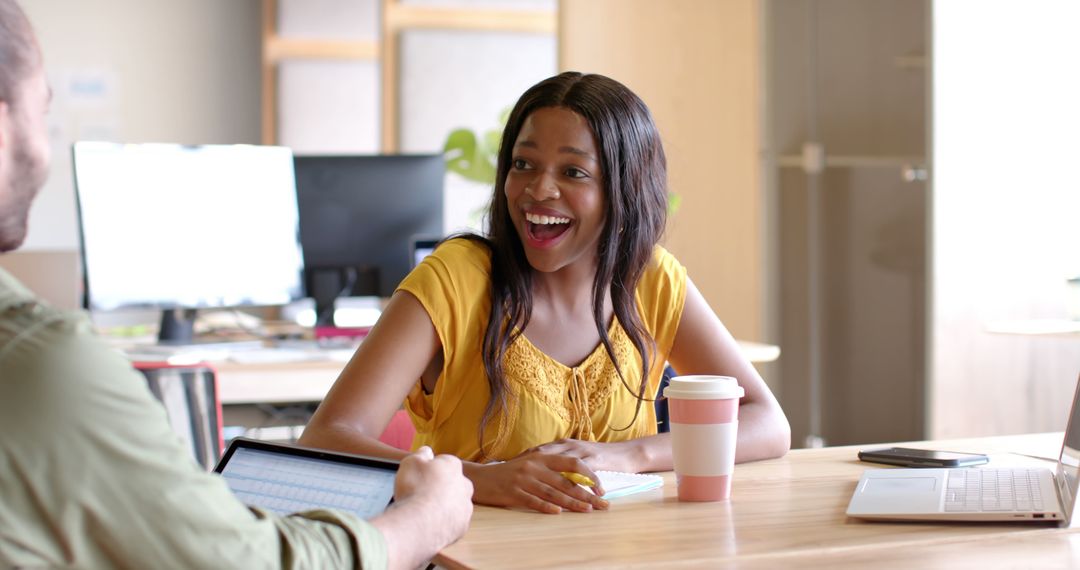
663, 375, 745, 400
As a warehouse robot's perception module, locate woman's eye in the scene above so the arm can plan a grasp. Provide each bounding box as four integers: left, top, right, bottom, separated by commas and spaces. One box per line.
565, 167, 588, 179
512, 158, 530, 170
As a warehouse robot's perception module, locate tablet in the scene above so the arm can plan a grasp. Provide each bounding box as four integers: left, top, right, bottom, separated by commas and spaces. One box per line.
214, 437, 398, 520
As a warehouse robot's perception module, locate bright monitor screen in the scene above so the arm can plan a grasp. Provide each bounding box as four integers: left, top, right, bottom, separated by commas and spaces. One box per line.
73, 142, 305, 340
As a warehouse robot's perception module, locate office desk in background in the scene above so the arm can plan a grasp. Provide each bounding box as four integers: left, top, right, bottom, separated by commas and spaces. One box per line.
435, 433, 1076, 569
216, 359, 347, 404
214, 339, 781, 405
985, 319, 1080, 337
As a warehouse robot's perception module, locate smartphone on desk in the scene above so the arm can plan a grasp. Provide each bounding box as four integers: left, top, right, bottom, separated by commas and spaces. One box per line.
857, 447, 989, 468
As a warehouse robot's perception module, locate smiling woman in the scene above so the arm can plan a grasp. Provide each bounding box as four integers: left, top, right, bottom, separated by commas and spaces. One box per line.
505, 106, 606, 273
299, 71, 791, 516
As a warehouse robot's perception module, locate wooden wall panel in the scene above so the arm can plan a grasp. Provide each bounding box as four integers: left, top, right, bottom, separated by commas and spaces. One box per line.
558, 0, 764, 342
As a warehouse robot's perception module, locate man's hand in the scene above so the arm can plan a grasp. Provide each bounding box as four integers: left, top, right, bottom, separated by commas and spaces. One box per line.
372, 447, 473, 570
395, 446, 473, 544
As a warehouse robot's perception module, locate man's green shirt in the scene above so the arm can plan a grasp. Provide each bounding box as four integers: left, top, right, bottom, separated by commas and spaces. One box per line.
0, 268, 387, 569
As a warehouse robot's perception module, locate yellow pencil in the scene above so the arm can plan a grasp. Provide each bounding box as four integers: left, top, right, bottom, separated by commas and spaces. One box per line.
561, 471, 596, 487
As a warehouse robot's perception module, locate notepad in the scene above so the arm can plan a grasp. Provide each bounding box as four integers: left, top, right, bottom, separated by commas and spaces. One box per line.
594, 471, 664, 499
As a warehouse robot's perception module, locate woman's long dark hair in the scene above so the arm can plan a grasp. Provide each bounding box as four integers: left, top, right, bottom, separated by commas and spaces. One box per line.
468, 71, 668, 458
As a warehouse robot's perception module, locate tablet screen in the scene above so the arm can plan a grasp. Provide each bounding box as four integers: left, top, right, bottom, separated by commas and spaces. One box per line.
218, 445, 396, 519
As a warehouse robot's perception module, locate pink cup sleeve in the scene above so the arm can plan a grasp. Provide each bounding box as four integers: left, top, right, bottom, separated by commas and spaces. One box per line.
668, 398, 739, 424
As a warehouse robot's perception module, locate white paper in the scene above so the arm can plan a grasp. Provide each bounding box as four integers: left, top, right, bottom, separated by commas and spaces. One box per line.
594, 471, 664, 500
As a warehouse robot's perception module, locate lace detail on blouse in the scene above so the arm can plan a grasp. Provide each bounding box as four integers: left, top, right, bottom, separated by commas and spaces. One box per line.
502, 321, 638, 441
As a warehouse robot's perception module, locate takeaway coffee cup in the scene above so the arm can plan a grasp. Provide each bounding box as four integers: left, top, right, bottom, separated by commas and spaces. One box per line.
664, 375, 744, 501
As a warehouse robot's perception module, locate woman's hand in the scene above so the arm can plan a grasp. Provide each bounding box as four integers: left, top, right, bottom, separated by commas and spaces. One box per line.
524, 438, 643, 473
465, 449, 610, 514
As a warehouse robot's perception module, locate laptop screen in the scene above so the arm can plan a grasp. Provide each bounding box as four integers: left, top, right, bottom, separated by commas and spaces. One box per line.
215, 439, 398, 520
1056, 374, 1080, 518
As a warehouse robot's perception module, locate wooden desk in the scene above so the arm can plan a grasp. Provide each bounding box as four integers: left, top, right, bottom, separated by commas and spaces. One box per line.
434, 433, 1077, 569
215, 359, 346, 404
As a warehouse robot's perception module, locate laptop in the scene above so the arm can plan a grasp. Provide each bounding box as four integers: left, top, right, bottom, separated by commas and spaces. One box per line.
847, 373, 1080, 525
214, 438, 399, 520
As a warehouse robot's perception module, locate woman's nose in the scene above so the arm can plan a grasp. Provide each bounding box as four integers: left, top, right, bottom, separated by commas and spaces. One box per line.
525, 171, 560, 200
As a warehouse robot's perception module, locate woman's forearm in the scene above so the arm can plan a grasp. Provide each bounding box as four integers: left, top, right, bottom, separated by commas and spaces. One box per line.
733, 400, 791, 463
624, 400, 790, 472
298, 422, 412, 461
612, 433, 673, 473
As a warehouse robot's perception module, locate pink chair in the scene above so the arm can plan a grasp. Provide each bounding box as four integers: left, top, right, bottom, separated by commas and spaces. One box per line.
378, 409, 416, 451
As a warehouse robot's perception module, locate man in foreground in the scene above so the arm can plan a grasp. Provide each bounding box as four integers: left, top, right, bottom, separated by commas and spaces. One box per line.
0, 1, 473, 567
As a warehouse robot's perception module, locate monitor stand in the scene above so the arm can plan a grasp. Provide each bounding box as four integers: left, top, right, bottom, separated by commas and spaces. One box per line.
158, 308, 197, 344
305, 265, 380, 326
146, 308, 263, 355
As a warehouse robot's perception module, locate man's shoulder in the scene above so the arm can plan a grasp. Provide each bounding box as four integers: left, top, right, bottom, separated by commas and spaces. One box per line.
0, 264, 38, 310
0, 268, 132, 443
0, 268, 93, 364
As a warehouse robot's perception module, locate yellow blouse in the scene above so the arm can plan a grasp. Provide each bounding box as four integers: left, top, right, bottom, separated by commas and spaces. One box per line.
397, 238, 687, 462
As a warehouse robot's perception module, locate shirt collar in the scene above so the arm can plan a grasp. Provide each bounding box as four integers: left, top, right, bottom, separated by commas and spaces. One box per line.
0, 265, 38, 312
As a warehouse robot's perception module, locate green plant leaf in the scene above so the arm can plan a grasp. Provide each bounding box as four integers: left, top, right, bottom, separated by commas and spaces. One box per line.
442, 108, 512, 186
483, 129, 502, 160
443, 128, 495, 184
444, 128, 477, 174
667, 192, 682, 216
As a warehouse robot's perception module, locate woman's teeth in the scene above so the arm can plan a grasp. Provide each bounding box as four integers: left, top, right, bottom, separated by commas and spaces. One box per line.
525, 213, 570, 225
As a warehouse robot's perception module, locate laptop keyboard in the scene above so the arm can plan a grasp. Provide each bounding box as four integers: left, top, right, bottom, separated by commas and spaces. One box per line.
944, 468, 1045, 512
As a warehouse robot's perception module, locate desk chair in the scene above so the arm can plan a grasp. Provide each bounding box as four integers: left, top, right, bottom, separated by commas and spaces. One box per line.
655, 365, 677, 433
134, 362, 223, 470
380, 409, 416, 451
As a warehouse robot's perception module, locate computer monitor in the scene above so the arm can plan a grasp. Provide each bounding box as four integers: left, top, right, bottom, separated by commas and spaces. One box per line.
72, 142, 306, 344
293, 154, 444, 322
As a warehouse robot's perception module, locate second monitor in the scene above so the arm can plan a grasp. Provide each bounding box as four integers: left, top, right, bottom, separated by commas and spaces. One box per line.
294, 154, 445, 321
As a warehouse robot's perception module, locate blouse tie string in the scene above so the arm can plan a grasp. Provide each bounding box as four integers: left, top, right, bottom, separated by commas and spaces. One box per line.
567, 367, 595, 441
